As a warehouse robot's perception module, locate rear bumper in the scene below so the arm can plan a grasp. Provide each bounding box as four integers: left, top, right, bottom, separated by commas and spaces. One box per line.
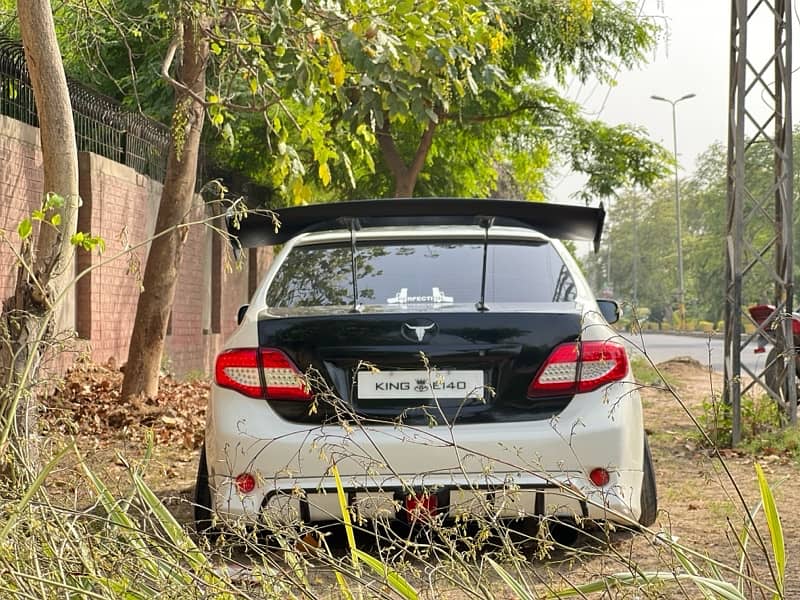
205, 379, 645, 526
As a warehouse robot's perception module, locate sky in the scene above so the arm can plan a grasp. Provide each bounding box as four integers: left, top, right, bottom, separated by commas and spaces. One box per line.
552, 0, 791, 202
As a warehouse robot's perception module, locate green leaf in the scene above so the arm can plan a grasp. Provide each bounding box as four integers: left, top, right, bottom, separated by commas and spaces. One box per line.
17, 218, 32, 240
755, 463, 785, 595
318, 162, 331, 186
32, 209, 45, 221
51, 213, 61, 227
222, 122, 235, 149
45, 192, 64, 210
329, 53, 346, 87
465, 68, 478, 95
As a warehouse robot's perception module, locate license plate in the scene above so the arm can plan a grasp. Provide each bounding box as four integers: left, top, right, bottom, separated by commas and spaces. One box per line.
357, 370, 484, 400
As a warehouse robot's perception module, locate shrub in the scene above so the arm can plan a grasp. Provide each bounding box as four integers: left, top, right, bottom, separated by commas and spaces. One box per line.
697, 392, 783, 449
698, 320, 714, 333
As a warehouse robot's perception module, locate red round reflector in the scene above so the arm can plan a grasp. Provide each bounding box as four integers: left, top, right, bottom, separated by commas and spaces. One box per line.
234, 473, 256, 494
589, 468, 611, 487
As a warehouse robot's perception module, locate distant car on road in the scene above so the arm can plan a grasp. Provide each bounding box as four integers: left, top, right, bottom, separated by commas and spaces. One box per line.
195, 198, 657, 539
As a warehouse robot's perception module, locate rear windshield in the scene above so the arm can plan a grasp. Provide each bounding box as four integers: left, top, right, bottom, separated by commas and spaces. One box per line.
265, 240, 576, 309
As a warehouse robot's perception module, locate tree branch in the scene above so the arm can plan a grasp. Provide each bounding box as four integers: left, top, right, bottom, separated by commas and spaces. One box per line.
441, 102, 554, 124
376, 118, 408, 182
408, 118, 437, 182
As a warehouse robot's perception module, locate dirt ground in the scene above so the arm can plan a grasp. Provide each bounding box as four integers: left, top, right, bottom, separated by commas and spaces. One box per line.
42, 357, 800, 597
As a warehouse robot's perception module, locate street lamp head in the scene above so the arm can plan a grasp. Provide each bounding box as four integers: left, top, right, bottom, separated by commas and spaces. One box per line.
650, 93, 696, 105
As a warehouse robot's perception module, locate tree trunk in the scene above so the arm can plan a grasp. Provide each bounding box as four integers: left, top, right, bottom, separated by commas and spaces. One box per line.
377, 118, 437, 198
121, 19, 208, 401
0, 0, 79, 465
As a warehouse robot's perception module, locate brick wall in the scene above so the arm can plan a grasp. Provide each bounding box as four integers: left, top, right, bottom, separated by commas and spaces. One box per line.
0, 117, 44, 301
171, 222, 274, 377
165, 202, 221, 375
0, 117, 272, 381
76, 153, 161, 366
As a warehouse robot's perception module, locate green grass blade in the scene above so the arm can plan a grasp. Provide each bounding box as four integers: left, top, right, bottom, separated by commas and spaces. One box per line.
542, 572, 747, 599
80, 460, 161, 581
0, 445, 71, 542
354, 549, 418, 600
130, 471, 235, 596
737, 498, 760, 595
670, 544, 716, 600
273, 532, 311, 591
754, 463, 785, 596
487, 558, 537, 600
331, 463, 359, 571
330, 462, 357, 599
130, 472, 206, 569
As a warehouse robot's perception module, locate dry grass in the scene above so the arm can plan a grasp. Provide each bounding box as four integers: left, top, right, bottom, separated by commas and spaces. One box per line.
9, 357, 796, 598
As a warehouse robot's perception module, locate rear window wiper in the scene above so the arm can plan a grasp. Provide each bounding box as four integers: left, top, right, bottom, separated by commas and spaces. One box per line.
475, 216, 494, 312
339, 217, 363, 313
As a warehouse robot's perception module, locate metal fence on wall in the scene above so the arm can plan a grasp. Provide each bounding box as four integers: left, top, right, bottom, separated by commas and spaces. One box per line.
0, 38, 170, 182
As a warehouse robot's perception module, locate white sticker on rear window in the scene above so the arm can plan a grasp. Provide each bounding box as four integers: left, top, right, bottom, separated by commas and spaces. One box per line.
386, 287, 454, 304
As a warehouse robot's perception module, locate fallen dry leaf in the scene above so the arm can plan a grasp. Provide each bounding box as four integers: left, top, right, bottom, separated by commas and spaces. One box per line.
43, 359, 209, 451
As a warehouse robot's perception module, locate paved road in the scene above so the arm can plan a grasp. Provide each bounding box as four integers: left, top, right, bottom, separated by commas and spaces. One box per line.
619, 331, 768, 374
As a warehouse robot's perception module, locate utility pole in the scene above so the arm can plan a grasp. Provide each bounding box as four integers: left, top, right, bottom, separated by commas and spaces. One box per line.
651, 93, 695, 330
726, 0, 795, 444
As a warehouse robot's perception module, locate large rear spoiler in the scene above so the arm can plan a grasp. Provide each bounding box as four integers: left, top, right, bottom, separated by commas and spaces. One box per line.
226, 198, 606, 252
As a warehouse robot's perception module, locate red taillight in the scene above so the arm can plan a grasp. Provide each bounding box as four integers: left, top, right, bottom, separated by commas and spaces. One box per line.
527, 341, 628, 397
215, 348, 311, 401
215, 348, 261, 398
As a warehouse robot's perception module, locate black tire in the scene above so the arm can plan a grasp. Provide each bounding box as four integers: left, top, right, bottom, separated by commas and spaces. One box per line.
764, 347, 799, 414
194, 443, 216, 536
639, 435, 658, 527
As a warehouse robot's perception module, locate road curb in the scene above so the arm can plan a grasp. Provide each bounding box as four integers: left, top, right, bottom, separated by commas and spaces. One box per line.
620, 329, 724, 340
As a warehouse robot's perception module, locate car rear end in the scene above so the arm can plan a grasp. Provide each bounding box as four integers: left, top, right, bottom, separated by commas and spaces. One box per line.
203, 220, 646, 529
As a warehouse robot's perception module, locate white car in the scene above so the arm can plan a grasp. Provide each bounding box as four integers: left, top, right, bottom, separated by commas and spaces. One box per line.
195, 198, 657, 538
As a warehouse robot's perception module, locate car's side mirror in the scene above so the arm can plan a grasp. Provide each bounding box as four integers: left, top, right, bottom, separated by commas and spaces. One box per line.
236, 304, 249, 325
597, 299, 621, 324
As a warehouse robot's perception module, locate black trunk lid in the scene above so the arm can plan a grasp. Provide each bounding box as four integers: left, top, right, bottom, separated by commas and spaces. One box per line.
258, 311, 582, 425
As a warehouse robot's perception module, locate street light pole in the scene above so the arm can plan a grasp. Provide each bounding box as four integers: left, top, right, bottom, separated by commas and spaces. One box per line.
651, 92, 696, 330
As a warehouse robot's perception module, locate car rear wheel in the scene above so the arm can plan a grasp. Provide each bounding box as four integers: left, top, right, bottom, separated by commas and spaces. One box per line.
194, 443, 215, 536
639, 436, 658, 527
764, 346, 799, 416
